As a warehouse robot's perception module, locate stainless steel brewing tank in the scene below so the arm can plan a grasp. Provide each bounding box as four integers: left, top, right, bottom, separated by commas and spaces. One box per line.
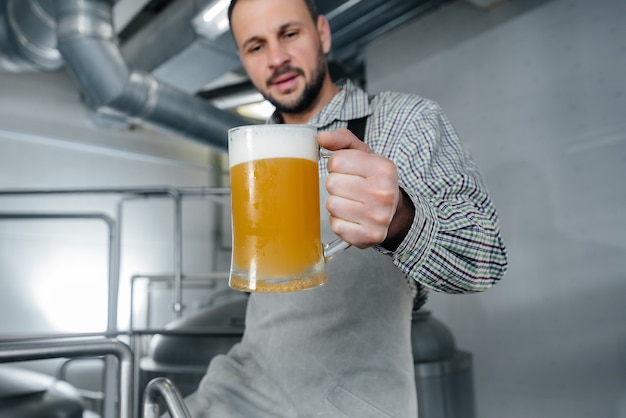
141, 296, 247, 397
411, 310, 476, 418
0, 365, 84, 418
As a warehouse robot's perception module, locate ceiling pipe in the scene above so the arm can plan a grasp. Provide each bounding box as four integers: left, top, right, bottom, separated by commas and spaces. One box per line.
464, 0, 506, 10
56, 0, 246, 152
2, 0, 246, 151
119, 0, 242, 95
1, 0, 62, 71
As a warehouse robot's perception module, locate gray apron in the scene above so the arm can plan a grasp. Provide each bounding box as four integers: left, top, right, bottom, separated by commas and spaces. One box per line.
181, 187, 417, 418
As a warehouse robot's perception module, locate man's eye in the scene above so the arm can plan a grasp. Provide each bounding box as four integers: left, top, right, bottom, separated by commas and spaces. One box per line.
248, 44, 263, 54
284, 31, 298, 39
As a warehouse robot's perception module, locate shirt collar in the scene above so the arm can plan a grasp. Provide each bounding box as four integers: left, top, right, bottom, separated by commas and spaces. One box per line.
268, 79, 372, 127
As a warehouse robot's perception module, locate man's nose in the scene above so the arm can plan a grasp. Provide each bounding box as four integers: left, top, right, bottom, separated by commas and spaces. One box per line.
267, 42, 289, 67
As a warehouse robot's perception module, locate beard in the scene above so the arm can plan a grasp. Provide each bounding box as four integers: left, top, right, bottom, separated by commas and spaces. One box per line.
263, 49, 327, 115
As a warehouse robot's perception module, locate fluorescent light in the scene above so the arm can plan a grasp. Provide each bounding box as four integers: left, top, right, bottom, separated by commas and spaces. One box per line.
236, 100, 276, 121
201, 0, 229, 22
193, 0, 230, 40
207, 87, 275, 121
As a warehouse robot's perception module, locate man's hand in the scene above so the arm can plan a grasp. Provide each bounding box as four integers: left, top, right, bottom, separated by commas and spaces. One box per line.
318, 128, 412, 250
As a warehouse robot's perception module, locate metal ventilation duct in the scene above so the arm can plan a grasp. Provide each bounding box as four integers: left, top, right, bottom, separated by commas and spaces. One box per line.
119, 0, 243, 95
0, 0, 246, 152
0, 0, 62, 71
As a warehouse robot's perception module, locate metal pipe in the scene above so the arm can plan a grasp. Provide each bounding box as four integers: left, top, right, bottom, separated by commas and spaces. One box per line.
0, 185, 230, 198
0, 328, 244, 344
115, 189, 182, 417
114, 188, 183, 320
0, 338, 134, 418
3, 0, 63, 70
142, 377, 192, 418
173, 194, 183, 318
54, 0, 245, 151
0, 212, 112, 222
115, 188, 182, 418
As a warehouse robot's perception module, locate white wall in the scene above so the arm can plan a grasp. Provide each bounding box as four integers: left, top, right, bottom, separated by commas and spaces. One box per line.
367, 0, 626, 417
0, 70, 231, 334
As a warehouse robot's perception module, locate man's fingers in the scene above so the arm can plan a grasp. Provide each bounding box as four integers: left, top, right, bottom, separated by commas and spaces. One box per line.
317, 129, 372, 152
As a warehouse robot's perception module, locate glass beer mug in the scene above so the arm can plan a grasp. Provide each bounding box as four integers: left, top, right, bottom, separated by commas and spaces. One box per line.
227, 124, 349, 292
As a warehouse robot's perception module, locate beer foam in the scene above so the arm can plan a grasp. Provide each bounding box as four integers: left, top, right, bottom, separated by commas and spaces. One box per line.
228, 125, 318, 167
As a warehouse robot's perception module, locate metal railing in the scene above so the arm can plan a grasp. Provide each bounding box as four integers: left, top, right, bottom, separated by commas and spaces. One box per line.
0, 336, 196, 418
0, 186, 230, 322
0, 186, 232, 418
0, 337, 134, 418
143, 377, 192, 418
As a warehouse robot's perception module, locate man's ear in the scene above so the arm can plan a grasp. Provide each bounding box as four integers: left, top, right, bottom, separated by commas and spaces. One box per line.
317, 15, 332, 54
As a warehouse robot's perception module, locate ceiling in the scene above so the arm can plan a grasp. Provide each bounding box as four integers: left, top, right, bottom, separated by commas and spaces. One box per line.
114, 0, 458, 105
0, 0, 497, 147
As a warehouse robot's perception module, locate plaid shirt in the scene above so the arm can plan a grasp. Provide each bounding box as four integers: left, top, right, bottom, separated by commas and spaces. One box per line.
270, 79, 507, 304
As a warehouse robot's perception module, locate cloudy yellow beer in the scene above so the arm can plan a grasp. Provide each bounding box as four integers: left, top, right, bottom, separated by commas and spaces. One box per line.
228, 125, 326, 292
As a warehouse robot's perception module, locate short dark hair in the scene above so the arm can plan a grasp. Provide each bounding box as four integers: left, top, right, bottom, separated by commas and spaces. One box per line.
228, 0, 319, 27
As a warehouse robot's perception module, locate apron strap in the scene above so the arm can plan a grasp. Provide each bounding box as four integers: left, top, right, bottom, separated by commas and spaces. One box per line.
347, 116, 368, 141
347, 94, 375, 141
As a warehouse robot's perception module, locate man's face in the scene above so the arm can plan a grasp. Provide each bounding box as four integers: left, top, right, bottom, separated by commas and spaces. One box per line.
230, 0, 331, 116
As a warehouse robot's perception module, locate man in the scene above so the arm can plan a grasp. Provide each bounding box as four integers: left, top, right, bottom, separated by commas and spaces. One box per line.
179, 0, 508, 416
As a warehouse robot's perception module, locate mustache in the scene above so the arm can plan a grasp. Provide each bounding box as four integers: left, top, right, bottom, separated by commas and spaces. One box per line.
266, 65, 304, 86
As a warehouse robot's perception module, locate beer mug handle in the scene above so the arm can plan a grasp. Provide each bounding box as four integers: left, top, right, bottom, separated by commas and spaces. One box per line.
319, 147, 352, 262
323, 238, 351, 262
319, 147, 334, 159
